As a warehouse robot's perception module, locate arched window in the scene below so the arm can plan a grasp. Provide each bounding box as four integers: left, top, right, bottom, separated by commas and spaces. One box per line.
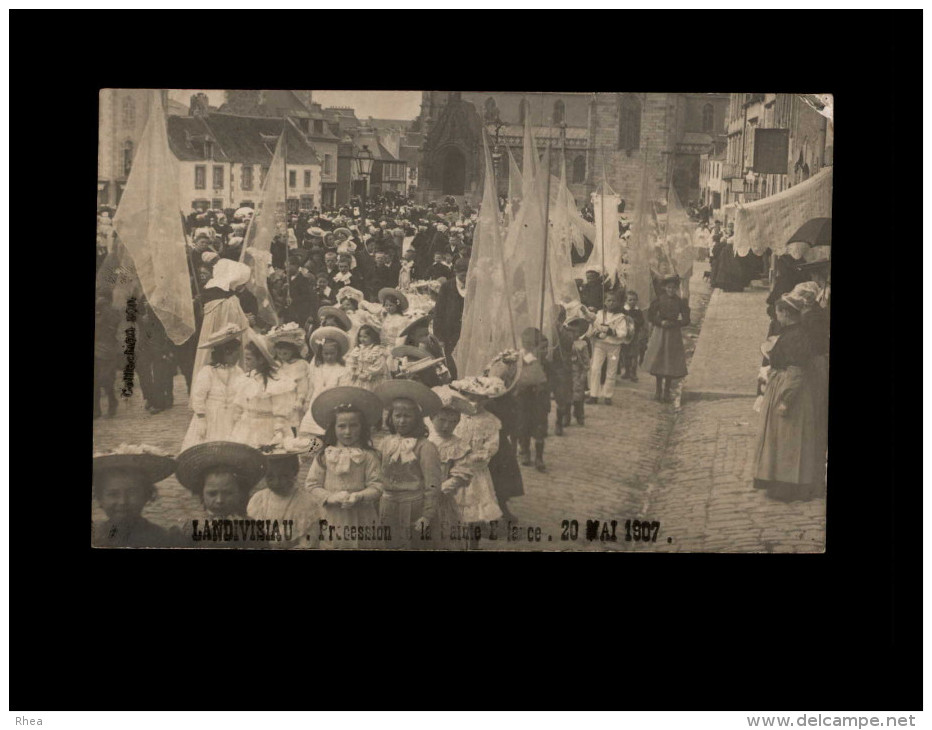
122, 97, 135, 128
572, 155, 586, 184
518, 98, 530, 125
122, 140, 134, 177
618, 94, 641, 152
553, 99, 565, 125
702, 103, 714, 132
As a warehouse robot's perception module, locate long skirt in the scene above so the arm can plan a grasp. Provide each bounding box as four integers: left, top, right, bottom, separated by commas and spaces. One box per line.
753, 366, 824, 501
644, 326, 688, 378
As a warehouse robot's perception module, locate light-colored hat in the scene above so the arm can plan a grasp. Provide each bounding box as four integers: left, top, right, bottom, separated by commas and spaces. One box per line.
337, 287, 365, 305
333, 227, 352, 239
378, 288, 409, 311
201, 251, 219, 264
308, 227, 325, 238
198, 324, 246, 349
309, 326, 350, 357
244, 328, 277, 367
375, 379, 443, 417
791, 281, 821, 308
431, 385, 478, 416
175, 441, 266, 494
779, 291, 807, 313
260, 435, 324, 459
585, 264, 603, 274
206, 259, 251, 291
93, 443, 175, 484
392, 345, 432, 361
317, 306, 351, 332
267, 322, 309, 357
311, 386, 383, 431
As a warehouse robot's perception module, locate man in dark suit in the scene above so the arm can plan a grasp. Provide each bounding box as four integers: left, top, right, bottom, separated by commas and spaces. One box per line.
366, 248, 401, 301
282, 253, 319, 327
433, 257, 468, 379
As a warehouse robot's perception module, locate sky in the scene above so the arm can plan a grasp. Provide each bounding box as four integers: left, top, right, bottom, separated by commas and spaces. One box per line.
168, 89, 422, 120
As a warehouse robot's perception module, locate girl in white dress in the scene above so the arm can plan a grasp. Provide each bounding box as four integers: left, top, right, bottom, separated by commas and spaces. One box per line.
267, 322, 310, 433
181, 325, 247, 451
343, 325, 391, 393
230, 331, 297, 448
377, 288, 413, 348
449, 383, 505, 525
337, 287, 382, 347
298, 327, 350, 437
303, 387, 384, 550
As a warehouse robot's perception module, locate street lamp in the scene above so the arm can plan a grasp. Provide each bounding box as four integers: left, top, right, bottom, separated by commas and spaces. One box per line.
485, 112, 506, 195
354, 144, 374, 218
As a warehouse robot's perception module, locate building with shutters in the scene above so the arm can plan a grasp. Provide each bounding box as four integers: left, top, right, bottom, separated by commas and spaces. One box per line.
166, 97, 322, 214
719, 93, 833, 212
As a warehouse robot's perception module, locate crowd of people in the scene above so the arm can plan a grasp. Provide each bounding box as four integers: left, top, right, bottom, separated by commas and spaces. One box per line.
95, 188, 706, 548
93, 184, 830, 547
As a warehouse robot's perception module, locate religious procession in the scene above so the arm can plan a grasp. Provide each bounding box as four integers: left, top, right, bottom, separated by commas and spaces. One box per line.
94, 90, 832, 551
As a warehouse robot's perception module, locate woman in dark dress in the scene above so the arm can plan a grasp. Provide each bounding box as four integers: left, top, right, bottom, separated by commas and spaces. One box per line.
643, 275, 690, 402
753, 292, 823, 502
93, 446, 179, 548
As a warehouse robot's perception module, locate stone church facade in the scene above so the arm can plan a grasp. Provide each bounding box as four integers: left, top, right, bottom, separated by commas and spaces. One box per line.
416, 91, 729, 209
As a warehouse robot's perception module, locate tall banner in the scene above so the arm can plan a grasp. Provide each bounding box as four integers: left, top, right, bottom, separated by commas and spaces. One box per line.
111, 90, 195, 345
593, 191, 622, 281
454, 129, 516, 376
240, 130, 287, 327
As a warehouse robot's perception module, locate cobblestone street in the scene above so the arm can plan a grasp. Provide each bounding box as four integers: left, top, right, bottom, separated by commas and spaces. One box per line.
93, 266, 825, 552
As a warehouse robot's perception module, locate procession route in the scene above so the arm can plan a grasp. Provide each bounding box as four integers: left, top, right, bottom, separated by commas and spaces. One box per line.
93, 266, 825, 552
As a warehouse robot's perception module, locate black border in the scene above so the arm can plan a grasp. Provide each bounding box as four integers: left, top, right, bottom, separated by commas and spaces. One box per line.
11, 10, 919, 710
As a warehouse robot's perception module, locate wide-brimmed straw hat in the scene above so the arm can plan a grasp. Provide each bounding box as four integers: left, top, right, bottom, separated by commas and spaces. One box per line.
175, 441, 267, 494
307, 227, 325, 238
391, 345, 432, 361
244, 328, 276, 367
317, 306, 351, 332
400, 356, 446, 376
266, 322, 309, 358
337, 287, 365, 305
431, 385, 478, 416
259, 435, 324, 459
378, 288, 409, 311
198, 324, 246, 349
375, 380, 443, 417
93, 444, 175, 484
399, 313, 431, 338
309, 326, 350, 357
311, 386, 383, 431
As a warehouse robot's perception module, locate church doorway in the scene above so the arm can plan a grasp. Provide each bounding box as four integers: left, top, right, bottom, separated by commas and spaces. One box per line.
441, 147, 466, 195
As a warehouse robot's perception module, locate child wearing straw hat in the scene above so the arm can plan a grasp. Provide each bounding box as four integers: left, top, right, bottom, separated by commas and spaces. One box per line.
298, 327, 351, 437
174, 441, 267, 546
92, 444, 179, 547
303, 386, 385, 549
230, 331, 298, 448
374, 380, 444, 548
427, 386, 475, 544
247, 437, 323, 549
181, 324, 248, 451
267, 322, 311, 432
